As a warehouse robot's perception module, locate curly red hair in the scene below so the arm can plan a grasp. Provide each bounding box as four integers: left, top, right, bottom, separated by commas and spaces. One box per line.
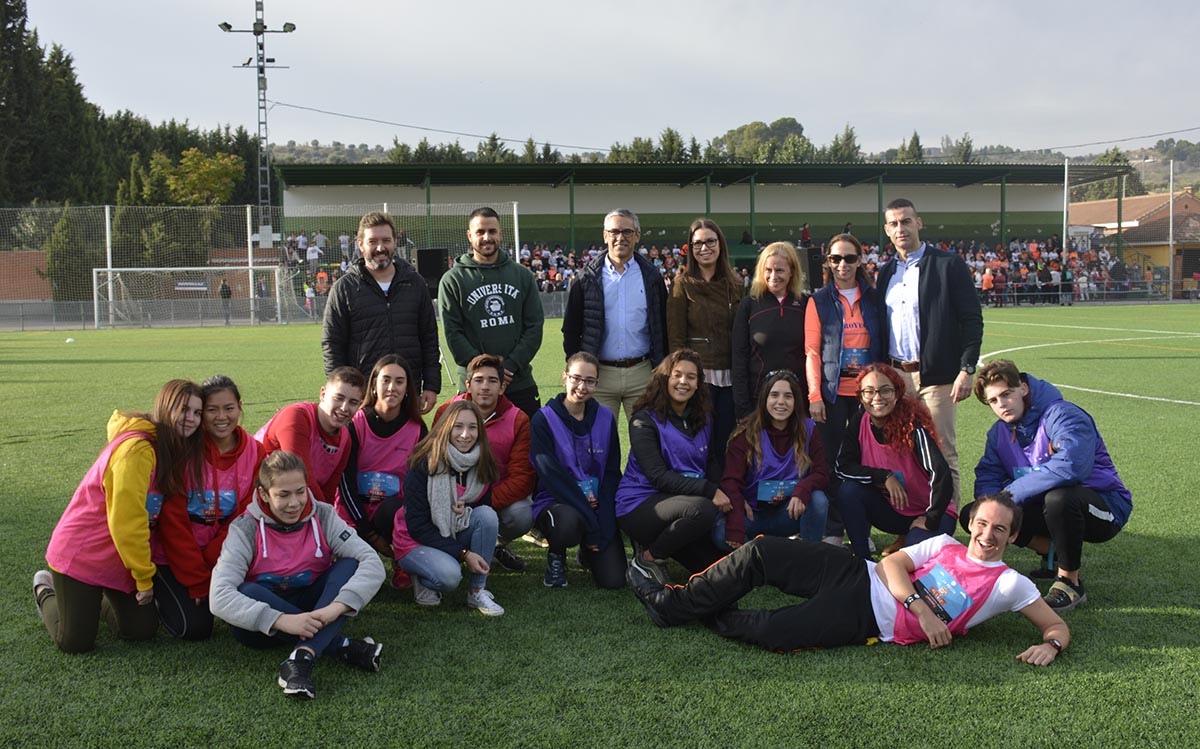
855, 364, 941, 450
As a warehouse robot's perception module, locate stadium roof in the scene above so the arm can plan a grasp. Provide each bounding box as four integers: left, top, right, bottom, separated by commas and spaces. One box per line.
277, 162, 1132, 190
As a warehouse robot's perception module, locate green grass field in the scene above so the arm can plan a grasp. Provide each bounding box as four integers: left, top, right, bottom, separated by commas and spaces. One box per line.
2, 303, 1199, 748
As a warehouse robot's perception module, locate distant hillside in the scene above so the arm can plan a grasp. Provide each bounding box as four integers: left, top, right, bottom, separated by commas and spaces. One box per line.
271, 141, 390, 164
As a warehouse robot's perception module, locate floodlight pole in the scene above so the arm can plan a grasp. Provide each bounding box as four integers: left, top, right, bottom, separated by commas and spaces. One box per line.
219, 2, 295, 221
1062, 159, 1069, 256
1169, 159, 1175, 300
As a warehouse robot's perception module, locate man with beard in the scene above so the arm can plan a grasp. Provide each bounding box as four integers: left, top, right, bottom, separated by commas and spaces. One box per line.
439, 207, 544, 416
322, 211, 441, 414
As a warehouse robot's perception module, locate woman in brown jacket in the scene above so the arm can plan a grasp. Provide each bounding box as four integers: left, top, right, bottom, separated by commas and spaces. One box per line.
667, 218, 744, 471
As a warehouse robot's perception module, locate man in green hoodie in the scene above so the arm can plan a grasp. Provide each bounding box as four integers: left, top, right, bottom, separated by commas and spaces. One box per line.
439, 206, 545, 415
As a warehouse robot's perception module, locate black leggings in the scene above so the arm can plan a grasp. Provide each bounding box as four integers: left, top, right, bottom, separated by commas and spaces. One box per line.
37, 569, 158, 654
534, 503, 627, 589
618, 493, 722, 573
660, 536, 879, 651
961, 486, 1120, 572
153, 565, 214, 640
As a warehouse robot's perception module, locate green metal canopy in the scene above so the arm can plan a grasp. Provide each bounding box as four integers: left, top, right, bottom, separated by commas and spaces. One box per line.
276, 161, 1130, 189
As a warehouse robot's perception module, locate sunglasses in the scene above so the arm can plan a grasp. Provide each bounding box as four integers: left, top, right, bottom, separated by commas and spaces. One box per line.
828, 254, 859, 264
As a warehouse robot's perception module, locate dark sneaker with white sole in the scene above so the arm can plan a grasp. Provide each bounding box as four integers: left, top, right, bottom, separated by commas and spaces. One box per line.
625, 564, 674, 628
339, 637, 382, 672
278, 650, 316, 699
1044, 576, 1087, 612
544, 552, 568, 587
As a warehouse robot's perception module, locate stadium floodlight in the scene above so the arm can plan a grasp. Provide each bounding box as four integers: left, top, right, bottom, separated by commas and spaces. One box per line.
218, 3, 296, 221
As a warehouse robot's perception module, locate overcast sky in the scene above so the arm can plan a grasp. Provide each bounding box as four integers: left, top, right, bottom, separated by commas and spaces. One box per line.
28, 0, 1200, 158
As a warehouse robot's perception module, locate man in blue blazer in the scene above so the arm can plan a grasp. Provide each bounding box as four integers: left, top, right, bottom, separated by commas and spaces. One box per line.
875, 198, 984, 506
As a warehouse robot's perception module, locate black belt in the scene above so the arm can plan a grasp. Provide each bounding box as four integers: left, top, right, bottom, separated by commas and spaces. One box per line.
888, 356, 920, 373
599, 355, 648, 369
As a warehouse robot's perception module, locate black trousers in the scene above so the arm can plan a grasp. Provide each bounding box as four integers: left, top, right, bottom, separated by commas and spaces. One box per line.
961, 486, 1120, 572
618, 493, 722, 573
814, 393, 860, 536
504, 385, 541, 418
535, 503, 627, 589
154, 565, 214, 640
659, 536, 879, 651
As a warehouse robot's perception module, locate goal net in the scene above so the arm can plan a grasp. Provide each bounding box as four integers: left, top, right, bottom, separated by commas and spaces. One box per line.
92, 266, 309, 328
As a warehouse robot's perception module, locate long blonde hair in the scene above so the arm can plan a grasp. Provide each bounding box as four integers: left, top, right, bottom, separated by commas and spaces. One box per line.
749, 241, 805, 299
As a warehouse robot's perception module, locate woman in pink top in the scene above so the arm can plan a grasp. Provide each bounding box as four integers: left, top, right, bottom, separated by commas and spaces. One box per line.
34, 380, 206, 653
833, 364, 957, 560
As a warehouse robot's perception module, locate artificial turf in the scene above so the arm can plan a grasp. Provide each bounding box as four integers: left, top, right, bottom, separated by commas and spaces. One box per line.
2, 303, 1198, 747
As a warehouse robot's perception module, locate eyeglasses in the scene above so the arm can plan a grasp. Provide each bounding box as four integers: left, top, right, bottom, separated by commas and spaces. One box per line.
859, 386, 897, 400
691, 238, 720, 250
829, 254, 859, 264
566, 374, 598, 389
605, 228, 638, 238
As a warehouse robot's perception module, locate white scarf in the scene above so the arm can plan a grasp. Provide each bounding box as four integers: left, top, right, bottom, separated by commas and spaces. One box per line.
428, 444, 487, 538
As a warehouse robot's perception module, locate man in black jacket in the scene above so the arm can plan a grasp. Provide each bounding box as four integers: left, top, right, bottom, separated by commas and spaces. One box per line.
322, 211, 441, 414
562, 209, 668, 424
875, 198, 983, 504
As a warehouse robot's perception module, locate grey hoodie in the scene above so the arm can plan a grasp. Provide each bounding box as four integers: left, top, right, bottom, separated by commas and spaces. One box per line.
209, 497, 385, 635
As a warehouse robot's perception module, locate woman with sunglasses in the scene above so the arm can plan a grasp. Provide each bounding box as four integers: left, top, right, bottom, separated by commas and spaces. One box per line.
668, 219, 744, 468
715, 370, 830, 551
529, 352, 626, 589
804, 234, 882, 543
833, 364, 957, 560
731, 242, 808, 419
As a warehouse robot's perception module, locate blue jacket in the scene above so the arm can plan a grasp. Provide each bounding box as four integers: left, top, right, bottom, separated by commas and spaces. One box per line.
974, 374, 1132, 528
562, 252, 668, 366
810, 279, 881, 404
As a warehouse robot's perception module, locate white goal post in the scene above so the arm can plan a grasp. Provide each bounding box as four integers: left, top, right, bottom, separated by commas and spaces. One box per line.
92, 265, 295, 329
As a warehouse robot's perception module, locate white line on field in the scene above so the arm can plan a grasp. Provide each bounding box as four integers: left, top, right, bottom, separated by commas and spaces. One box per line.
982, 335, 1178, 358
980, 335, 1200, 406
987, 321, 1200, 336
1051, 385, 1200, 407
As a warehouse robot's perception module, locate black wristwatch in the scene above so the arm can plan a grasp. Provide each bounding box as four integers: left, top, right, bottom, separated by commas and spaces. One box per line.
961, 364, 977, 375
1043, 638, 1063, 653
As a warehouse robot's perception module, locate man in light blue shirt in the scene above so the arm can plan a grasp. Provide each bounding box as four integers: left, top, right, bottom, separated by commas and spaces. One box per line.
876, 199, 984, 507
563, 209, 668, 423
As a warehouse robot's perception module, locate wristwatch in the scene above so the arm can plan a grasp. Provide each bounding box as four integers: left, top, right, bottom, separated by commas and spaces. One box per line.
1043, 638, 1063, 653
961, 364, 977, 375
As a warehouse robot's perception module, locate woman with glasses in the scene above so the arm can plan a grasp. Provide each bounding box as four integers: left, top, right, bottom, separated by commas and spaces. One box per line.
803, 234, 881, 544
833, 364, 957, 560
529, 352, 626, 589
732, 242, 808, 419
715, 370, 830, 551
667, 219, 744, 468
617, 350, 726, 586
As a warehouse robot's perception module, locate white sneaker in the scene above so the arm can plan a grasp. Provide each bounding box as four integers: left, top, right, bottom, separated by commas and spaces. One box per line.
465, 588, 505, 617
412, 578, 441, 607
821, 535, 844, 547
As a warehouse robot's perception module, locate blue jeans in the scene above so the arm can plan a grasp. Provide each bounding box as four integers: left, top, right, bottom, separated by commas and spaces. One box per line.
713, 490, 830, 551
231, 557, 358, 658
834, 481, 956, 560
398, 505, 498, 591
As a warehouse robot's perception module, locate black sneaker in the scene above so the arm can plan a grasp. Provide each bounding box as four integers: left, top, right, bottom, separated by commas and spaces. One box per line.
1044, 576, 1087, 612
338, 637, 382, 672
544, 552, 568, 587
1029, 555, 1056, 581
625, 564, 673, 628
492, 544, 528, 573
629, 542, 670, 586
278, 650, 316, 699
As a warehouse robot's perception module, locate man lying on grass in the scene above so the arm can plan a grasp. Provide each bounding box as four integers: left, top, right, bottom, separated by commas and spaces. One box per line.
627, 491, 1069, 663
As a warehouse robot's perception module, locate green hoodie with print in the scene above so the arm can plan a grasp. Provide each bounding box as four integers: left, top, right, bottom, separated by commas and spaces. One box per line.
438, 250, 544, 394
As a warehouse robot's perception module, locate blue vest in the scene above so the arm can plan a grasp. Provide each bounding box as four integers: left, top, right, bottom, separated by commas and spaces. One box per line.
811, 280, 881, 404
